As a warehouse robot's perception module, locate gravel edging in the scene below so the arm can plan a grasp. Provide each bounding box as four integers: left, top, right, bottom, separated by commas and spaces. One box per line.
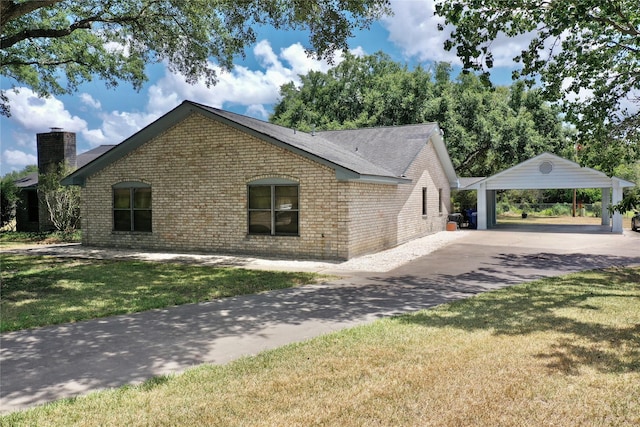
1, 230, 468, 273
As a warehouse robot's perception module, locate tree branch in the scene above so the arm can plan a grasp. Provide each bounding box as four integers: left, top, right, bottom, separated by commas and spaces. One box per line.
1, 58, 93, 68
1, 19, 94, 50
587, 14, 640, 37
0, 0, 62, 32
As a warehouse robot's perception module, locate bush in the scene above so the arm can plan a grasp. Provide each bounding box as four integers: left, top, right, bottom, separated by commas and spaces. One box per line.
497, 201, 513, 215
551, 203, 572, 216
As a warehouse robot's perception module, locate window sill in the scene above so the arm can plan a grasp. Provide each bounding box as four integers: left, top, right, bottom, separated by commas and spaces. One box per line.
246, 233, 300, 237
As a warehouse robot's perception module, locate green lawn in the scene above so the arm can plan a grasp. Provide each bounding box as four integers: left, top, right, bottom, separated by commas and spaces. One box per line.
0, 230, 81, 248
0, 254, 321, 332
2, 267, 639, 426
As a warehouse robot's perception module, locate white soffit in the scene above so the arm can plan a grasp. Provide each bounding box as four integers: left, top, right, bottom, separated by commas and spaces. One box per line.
466, 152, 635, 190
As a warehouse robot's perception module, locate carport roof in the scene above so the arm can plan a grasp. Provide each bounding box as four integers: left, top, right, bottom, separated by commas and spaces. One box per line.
461, 152, 635, 190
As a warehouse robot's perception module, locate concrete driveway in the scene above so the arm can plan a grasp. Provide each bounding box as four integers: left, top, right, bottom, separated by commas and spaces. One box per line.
1, 228, 638, 413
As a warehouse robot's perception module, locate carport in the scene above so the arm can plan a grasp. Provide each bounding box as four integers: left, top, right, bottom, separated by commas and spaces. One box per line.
460, 152, 635, 233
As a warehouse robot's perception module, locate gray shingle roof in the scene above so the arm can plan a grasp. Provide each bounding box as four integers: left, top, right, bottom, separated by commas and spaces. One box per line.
63, 101, 458, 187
16, 145, 116, 188
317, 125, 439, 176
194, 103, 403, 179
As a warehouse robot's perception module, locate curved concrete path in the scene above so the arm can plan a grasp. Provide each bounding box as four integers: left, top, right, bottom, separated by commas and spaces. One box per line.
1, 228, 638, 413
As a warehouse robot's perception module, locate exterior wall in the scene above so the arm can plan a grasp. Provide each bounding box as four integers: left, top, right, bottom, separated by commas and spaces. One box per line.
339, 182, 398, 258
396, 138, 451, 242
81, 113, 344, 259
340, 137, 451, 259
81, 114, 453, 260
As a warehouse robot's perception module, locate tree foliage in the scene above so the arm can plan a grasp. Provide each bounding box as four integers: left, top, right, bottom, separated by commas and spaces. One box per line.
271, 52, 573, 176
38, 162, 80, 233
0, 0, 390, 115
0, 165, 37, 229
434, 0, 639, 175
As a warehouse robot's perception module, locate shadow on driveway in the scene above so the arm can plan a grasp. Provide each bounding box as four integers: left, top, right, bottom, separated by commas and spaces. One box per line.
1, 233, 639, 413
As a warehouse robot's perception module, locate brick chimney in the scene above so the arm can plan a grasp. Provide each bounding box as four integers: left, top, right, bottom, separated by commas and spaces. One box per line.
35, 128, 77, 232
37, 128, 77, 174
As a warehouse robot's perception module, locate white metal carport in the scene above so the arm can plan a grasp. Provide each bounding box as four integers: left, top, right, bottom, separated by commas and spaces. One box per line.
460, 152, 636, 233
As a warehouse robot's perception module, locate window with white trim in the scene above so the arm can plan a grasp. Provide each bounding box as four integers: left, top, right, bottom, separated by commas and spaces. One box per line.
248, 179, 299, 235
113, 182, 152, 232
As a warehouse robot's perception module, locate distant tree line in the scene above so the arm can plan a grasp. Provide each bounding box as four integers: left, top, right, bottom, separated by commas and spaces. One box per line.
270, 52, 575, 178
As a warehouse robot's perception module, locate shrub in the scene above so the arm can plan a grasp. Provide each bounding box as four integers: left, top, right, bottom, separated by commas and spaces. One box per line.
551, 203, 572, 216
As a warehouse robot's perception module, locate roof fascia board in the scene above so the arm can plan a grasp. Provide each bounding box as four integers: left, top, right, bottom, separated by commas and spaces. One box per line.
196, 107, 376, 181
62, 103, 195, 186
463, 152, 618, 190
612, 177, 636, 188
429, 129, 459, 188
335, 169, 411, 184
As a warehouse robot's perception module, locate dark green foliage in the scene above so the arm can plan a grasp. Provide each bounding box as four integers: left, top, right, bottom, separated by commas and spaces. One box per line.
1, 165, 37, 228
271, 53, 573, 176
435, 0, 639, 175
0, 0, 391, 116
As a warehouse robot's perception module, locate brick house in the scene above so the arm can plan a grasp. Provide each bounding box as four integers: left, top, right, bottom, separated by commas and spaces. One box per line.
14, 129, 114, 232
62, 100, 458, 260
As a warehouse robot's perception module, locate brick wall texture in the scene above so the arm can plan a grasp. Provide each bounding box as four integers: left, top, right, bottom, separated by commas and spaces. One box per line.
81, 113, 451, 260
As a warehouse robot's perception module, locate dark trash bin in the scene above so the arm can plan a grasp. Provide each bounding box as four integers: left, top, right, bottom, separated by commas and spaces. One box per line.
464, 208, 477, 229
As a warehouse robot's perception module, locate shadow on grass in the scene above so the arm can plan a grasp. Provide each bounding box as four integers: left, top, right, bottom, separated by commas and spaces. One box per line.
395, 267, 640, 375
1, 244, 639, 413
0, 254, 318, 332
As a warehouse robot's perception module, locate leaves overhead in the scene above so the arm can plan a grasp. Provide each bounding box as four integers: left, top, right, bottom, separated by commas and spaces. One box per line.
434, 0, 639, 172
0, 0, 391, 115
270, 52, 574, 176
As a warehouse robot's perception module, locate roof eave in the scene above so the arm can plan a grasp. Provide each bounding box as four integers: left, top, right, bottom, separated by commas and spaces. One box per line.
429, 128, 459, 188
336, 170, 411, 184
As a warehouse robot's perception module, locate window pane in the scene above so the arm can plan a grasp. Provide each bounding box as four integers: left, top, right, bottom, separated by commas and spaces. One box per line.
114, 210, 131, 231
134, 188, 152, 209
114, 188, 130, 209
275, 186, 298, 210
249, 211, 271, 234
275, 211, 298, 234
249, 186, 271, 209
134, 210, 152, 232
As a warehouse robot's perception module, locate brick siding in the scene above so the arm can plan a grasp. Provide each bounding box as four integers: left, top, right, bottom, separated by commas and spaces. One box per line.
81, 113, 451, 260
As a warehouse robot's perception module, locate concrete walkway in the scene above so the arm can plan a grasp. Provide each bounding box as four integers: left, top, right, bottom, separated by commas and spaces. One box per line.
1, 228, 638, 413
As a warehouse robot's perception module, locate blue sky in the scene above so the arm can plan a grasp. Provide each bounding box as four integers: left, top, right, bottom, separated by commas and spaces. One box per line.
0, 0, 527, 176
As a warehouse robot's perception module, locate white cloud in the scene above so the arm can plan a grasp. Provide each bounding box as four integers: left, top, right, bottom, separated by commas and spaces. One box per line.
384, 0, 533, 68
1, 38, 355, 175
94, 110, 160, 145
2, 149, 37, 170
245, 104, 270, 120
79, 93, 102, 109
382, 0, 459, 64
4, 87, 88, 133
147, 40, 341, 119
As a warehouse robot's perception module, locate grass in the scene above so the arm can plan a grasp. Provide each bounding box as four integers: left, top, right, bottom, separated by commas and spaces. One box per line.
0, 230, 81, 248
2, 267, 639, 426
0, 254, 321, 332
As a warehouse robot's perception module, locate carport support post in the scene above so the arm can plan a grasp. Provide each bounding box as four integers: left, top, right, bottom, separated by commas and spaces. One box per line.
477, 183, 487, 230
601, 187, 610, 226
611, 182, 623, 233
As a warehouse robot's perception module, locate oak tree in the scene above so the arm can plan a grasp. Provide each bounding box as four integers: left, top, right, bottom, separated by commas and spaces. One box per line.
0, 0, 390, 116
435, 0, 639, 175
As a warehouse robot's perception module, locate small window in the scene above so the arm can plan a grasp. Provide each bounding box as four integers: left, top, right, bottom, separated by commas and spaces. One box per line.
422, 187, 427, 216
113, 183, 152, 232
248, 182, 299, 235
438, 188, 443, 214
